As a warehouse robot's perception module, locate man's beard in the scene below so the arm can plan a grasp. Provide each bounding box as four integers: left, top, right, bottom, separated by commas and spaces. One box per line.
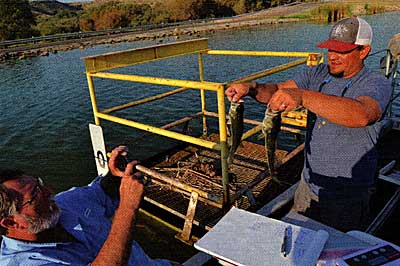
23, 201, 60, 234
328, 65, 344, 78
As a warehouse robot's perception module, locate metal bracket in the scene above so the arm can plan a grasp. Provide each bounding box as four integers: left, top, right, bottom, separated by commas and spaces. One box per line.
367, 160, 400, 234
379, 160, 396, 175
245, 190, 257, 208
176, 191, 199, 243
379, 160, 400, 186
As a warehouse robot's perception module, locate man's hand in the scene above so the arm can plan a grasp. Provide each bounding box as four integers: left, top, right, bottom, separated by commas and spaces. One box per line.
108, 146, 129, 177
119, 161, 144, 211
108, 146, 144, 211
226, 82, 278, 104
225, 83, 252, 102
92, 148, 144, 266
269, 87, 303, 112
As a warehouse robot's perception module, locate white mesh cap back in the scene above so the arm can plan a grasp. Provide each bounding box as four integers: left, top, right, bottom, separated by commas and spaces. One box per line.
355, 17, 373, 45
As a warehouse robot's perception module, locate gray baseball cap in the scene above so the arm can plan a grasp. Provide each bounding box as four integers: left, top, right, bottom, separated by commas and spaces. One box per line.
317, 16, 373, 52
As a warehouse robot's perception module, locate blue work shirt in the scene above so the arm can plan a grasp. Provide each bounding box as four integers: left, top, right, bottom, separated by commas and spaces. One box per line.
0, 176, 171, 266
293, 64, 391, 196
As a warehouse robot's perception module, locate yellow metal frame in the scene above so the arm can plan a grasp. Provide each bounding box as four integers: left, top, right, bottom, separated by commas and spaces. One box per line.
83, 38, 323, 209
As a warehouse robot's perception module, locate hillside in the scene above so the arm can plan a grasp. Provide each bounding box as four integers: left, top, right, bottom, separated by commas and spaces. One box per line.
30, 0, 82, 16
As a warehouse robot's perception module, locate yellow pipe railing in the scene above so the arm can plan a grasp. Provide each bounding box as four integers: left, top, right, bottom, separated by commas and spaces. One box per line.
95, 112, 220, 150
101, 87, 190, 114
86, 74, 100, 125
205, 50, 323, 66
205, 50, 318, 58
226, 58, 309, 85
216, 85, 230, 209
83, 38, 324, 212
88, 72, 222, 91
198, 52, 208, 136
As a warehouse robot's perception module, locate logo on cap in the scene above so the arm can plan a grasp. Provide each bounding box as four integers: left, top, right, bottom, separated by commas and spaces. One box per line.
317, 16, 372, 52
331, 24, 351, 40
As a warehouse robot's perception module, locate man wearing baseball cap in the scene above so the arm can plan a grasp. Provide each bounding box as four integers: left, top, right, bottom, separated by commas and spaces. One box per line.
225, 16, 392, 232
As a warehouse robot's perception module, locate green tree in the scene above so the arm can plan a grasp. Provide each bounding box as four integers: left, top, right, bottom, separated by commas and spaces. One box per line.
166, 0, 221, 21
80, 1, 162, 31
35, 13, 80, 36
233, 0, 247, 14
216, 0, 269, 15
0, 0, 38, 41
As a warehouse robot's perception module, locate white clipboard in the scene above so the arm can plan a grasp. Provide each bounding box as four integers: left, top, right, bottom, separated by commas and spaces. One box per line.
194, 207, 329, 266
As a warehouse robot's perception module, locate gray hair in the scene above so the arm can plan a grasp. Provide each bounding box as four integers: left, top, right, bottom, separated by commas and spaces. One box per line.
0, 169, 24, 234
0, 185, 18, 217
0, 185, 18, 234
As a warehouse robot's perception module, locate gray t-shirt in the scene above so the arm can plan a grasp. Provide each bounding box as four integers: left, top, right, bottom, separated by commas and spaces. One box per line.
293, 64, 391, 196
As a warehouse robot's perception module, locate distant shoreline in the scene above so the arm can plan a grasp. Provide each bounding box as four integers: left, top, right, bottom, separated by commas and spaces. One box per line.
1, 2, 400, 63
0, 18, 305, 62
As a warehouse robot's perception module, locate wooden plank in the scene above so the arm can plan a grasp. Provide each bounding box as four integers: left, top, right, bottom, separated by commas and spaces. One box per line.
176, 192, 199, 242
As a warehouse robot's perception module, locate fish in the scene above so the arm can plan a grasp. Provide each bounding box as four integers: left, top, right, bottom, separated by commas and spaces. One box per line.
262, 106, 282, 184
227, 101, 244, 166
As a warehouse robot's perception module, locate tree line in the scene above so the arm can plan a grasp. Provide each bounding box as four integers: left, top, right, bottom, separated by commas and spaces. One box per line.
0, 0, 295, 41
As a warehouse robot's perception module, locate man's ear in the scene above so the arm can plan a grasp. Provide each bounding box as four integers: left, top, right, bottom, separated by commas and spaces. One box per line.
360, 45, 371, 60
0, 216, 21, 230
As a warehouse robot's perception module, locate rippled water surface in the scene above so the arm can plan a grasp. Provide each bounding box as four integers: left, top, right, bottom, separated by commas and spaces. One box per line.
1, 12, 399, 192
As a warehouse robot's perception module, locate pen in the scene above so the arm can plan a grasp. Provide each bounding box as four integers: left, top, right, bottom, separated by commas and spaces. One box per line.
281, 226, 290, 257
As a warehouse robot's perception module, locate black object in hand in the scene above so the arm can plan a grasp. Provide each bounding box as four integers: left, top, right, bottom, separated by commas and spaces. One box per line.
115, 154, 129, 171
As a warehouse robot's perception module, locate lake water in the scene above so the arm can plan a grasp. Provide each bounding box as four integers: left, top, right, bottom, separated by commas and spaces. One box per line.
1, 13, 399, 192
1, 12, 400, 262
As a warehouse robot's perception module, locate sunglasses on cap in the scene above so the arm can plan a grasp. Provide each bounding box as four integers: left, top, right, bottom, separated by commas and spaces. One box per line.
20, 177, 45, 208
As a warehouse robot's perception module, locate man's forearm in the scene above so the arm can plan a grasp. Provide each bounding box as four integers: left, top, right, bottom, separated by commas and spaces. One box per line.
302, 90, 378, 127
91, 207, 136, 266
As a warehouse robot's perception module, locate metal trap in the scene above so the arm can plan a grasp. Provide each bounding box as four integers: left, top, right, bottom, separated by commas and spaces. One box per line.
84, 39, 320, 241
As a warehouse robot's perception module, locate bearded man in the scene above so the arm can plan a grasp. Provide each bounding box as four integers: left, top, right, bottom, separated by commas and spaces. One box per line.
0, 146, 176, 266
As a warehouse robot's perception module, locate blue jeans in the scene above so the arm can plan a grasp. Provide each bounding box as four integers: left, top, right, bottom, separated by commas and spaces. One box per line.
291, 175, 372, 232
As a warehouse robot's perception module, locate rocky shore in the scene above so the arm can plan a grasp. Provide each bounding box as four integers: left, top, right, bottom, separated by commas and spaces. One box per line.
0, 17, 304, 62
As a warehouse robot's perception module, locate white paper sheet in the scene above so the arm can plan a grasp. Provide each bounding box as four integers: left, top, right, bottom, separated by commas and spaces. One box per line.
195, 207, 329, 266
